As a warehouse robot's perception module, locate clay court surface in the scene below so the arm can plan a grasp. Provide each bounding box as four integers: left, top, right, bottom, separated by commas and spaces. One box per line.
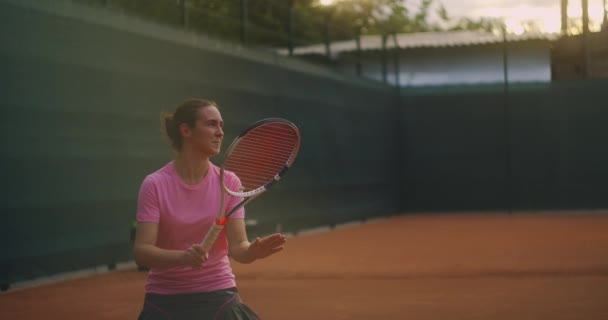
2, 212, 608, 319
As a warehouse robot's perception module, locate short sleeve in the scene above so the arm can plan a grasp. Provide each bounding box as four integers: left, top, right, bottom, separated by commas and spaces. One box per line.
224, 171, 245, 219
137, 176, 161, 223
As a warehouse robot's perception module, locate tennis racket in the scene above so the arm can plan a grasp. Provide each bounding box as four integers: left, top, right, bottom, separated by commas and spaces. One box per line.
200, 118, 301, 252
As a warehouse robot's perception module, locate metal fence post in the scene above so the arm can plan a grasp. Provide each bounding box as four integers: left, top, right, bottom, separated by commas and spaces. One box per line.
241, 0, 248, 45
392, 33, 400, 87
180, 0, 188, 30
355, 27, 362, 76
381, 34, 388, 83
288, 0, 294, 56
502, 24, 513, 213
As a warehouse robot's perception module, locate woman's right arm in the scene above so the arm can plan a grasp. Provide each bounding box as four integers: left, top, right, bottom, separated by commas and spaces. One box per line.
133, 222, 207, 269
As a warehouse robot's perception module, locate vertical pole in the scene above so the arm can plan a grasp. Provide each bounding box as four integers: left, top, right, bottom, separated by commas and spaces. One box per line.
180, 0, 188, 30
393, 34, 400, 87
241, 0, 248, 45
288, 0, 294, 56
355, 28, 362, 76
324, 12, 332, 61
502, 25, 512, 214
381, 34, 388, 83
582, 0, 590, 34
581, 0, 590, 78
502, 26, 510, 88
603, 0, 607, 30
561, 0, 568, 35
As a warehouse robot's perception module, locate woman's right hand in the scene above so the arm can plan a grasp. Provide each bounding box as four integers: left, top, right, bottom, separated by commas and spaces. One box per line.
182, 244, 208, 269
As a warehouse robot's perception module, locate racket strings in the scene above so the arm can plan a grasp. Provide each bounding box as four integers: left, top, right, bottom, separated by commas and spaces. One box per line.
226, 142, 297, 188
224, 122, 299, 193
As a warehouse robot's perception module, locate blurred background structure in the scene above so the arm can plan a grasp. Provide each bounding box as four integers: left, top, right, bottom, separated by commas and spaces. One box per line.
1, 0, 607, 291
68, 0, 608, 83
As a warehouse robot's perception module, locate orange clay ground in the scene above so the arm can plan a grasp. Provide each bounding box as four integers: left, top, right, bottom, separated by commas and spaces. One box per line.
1, 212, 608, 320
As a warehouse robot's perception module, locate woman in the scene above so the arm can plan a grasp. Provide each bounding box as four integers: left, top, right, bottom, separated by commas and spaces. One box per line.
134, 98, 286, 319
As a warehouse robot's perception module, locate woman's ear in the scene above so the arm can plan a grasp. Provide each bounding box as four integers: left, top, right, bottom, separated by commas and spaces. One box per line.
179, 122, 191, 138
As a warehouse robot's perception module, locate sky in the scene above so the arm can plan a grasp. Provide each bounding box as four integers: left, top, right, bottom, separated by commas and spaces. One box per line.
437, 0, 606, 33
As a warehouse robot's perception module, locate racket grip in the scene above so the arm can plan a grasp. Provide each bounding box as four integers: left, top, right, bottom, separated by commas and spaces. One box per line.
201, 223, 224, 252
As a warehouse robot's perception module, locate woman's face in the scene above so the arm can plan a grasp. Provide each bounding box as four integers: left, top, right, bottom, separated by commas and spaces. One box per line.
184, 105, 224, 157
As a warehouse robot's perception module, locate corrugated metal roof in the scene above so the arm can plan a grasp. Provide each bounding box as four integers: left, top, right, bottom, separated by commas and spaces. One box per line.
278, 30, 559, 57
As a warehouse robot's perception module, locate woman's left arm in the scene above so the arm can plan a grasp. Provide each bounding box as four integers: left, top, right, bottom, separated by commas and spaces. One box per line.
226, 219, 287, 264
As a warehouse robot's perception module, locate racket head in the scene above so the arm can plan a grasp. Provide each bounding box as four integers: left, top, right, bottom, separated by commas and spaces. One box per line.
220, 118, 300, 198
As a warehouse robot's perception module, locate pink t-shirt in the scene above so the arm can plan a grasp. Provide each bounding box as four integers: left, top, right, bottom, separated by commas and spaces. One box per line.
136, 161, 245, 294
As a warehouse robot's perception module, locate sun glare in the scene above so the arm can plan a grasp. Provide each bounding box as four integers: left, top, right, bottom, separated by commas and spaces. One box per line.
471, 0, 605, 34
543, 19, 561, 34
505, 19, 525, 35
319, 0, 336, 6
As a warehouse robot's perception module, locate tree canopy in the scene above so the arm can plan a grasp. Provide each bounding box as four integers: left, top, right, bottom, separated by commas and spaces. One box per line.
76, 0, 504, 48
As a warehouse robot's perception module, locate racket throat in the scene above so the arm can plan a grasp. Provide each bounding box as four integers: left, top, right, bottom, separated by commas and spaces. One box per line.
216, 217, 228, 226
266, 166, 290, 189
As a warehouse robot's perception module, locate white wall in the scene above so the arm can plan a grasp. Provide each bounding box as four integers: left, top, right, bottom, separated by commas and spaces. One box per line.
337, 41, 552, 86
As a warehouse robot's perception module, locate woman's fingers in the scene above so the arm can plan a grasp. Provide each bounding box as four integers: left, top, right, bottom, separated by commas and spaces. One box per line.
251, 234, 287, 259
260, 234, 287, 248
184, 244, 208, 269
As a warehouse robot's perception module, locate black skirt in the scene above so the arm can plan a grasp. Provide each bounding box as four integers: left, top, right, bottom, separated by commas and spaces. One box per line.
138, 287, 261, 320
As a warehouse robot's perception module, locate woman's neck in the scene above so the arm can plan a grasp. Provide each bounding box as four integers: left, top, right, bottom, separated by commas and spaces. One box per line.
174, 151, 210, 185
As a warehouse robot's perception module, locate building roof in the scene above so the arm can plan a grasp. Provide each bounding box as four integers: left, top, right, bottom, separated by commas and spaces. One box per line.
278, 30, 559, 57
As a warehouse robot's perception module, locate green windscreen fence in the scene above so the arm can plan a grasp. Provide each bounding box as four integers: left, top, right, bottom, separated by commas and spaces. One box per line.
0, 0, 402, 287
2, 0, 607, 288
399, 80, 608, 212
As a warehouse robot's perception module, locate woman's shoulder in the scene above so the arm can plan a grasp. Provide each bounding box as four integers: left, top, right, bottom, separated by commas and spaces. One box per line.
218, 167, 243, 193
218, 165, 239, 181
142, 162, 175, 185
208, 162, 221, 175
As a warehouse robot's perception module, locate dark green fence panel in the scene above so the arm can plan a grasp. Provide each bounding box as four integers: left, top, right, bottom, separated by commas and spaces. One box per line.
399, 80, 608, 211
400, 89, 508, 211
2, 0, 607, 288
0, 0, 401, 286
